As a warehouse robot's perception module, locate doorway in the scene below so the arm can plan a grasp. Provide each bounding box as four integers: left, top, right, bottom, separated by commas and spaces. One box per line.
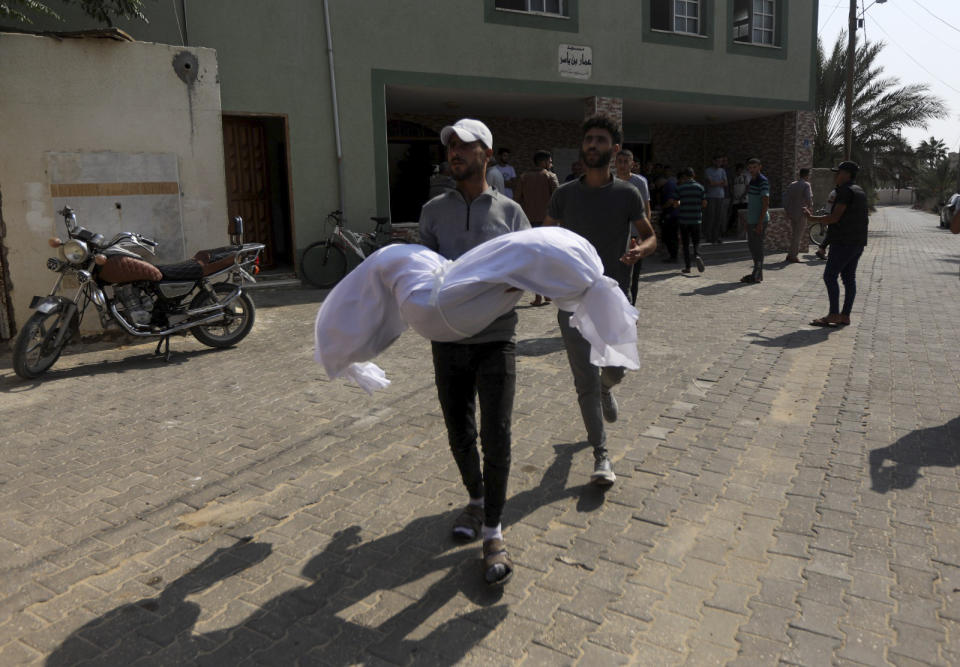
222, 115, 293, 270
387, 119, 443, 223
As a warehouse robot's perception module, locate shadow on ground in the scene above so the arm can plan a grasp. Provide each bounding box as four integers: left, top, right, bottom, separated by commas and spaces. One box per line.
869, 416, 960, 492
46, 443, 594, 665
746, 327, 838, 349
516, 336, 565, 357
680, 282, 752, 297
0, 346, 221, 393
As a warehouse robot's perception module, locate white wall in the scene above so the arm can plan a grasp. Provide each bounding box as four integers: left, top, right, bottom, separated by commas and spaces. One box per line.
0, 32, 228, 337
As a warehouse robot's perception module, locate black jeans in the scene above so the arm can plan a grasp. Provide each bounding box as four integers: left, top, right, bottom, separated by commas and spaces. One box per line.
431, 340, 516, 528
746, 223, 766, 279
660, 216, 679, 260
823, 242, 865, 315
629, 258, 641, 305
680, 224, 700, 269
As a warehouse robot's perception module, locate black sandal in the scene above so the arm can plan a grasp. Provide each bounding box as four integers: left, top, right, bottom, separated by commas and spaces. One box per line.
482, 538, 514, 586
452, 504, 483, 542
810, 317, 838, 327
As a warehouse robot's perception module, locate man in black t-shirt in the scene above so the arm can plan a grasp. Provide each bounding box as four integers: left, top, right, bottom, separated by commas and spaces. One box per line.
804, 161, 869, 327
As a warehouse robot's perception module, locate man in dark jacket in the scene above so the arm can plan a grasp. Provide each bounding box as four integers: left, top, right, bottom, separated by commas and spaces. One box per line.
804, 161, 869, 327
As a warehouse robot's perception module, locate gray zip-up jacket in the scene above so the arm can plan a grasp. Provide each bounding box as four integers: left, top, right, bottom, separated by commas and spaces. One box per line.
419, 186, 530, 343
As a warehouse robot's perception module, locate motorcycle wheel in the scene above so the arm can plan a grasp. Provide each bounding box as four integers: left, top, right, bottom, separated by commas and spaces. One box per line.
189, 283, 256, 348
13, 309, 72, 379
301, 241, 348, 289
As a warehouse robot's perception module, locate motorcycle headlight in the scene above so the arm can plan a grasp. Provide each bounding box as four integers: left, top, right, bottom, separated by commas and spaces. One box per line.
61, 239, 90, 264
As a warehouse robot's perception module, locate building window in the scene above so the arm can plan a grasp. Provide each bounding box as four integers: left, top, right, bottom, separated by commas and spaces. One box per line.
495, 0, 567, 17
734, 0, 778, 45
651, 0, 705, 36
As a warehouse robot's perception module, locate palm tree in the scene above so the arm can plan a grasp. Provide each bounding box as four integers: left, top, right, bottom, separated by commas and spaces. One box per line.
814, 33, 946, 196
916, 136, 948, 169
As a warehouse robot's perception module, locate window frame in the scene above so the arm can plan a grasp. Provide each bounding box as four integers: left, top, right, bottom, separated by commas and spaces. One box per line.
752, 0, 775, 45
673, 0, 701, 36
728, 0, 788, 59
494, 0, 566, 19
642, 0, 714, 51
483, 0, 579, 32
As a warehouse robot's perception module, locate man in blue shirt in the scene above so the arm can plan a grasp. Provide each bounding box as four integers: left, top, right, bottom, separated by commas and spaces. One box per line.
741, 158, 769, 284
703, 154, 728, 244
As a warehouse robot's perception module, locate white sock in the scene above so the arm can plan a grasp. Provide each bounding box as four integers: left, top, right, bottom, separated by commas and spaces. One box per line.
468, 497, 484, 507
482, 523, 502, 542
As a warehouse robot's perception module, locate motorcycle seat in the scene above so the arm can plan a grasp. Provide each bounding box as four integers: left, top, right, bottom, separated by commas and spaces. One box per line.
156, 260, 204, 282
193, 247, 240, 275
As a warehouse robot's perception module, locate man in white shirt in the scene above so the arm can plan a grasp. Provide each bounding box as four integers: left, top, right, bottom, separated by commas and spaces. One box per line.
496, 148, 517, 199
614, 150, 652, 306
703, 154, 728, 244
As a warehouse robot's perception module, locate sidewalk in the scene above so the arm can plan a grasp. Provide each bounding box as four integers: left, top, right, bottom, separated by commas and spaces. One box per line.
1, 206, 958, 665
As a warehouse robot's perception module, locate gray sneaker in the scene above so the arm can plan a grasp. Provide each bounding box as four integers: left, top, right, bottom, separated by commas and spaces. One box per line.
591, 455, 616, 486
695, 255, 705, 273
600, 389, 618, 423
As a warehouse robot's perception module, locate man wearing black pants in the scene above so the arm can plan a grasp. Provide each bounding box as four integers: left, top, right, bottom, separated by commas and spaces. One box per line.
419, 118, 530, 586
804, 161, 869, 327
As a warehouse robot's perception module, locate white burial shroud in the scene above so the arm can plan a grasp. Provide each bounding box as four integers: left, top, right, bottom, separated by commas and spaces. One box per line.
314, 226, 640, 393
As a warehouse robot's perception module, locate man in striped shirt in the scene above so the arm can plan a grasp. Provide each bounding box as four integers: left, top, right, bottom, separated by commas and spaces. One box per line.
742, 158, 770, 284
672, 167, 707, 274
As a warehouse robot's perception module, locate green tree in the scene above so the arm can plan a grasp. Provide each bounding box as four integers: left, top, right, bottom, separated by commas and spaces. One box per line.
916, 136, 949, 169
0, 0, 145, 26
813, 33, 946, 196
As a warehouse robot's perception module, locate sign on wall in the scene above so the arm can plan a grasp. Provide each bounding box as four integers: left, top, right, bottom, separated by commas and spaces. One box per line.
559, 44, 592, 80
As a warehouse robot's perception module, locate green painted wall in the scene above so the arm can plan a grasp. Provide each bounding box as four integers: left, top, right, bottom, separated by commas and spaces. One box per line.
2, 0, 817, 249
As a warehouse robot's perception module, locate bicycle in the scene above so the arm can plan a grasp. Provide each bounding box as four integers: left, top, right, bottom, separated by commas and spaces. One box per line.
808, 207, 829, 247
300, 210, 406, 288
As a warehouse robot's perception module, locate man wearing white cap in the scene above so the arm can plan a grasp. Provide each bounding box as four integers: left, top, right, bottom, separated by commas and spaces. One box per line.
419, 118, 530, 586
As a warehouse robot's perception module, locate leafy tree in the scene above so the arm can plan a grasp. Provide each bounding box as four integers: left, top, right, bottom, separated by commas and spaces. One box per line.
873, 134, 917, 190
915, 136, 948, 169
813, 33, 946, 197
0, 0, 145, 26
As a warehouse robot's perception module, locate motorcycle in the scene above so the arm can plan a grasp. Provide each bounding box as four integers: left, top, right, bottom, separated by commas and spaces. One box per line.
12, 206, 265, 379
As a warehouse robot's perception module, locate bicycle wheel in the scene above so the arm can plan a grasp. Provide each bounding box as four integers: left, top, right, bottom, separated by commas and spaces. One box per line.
809, 223, 827, 247
301, 241, 348, 288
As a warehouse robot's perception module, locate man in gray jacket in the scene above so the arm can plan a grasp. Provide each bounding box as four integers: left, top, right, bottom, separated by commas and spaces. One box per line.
419, 118, 530, 586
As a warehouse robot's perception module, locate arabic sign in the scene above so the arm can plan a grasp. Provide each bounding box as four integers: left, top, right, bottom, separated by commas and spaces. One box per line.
559, 44, 592, 80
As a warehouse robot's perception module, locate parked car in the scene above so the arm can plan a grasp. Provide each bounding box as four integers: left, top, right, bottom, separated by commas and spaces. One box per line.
940, 193, 960, 228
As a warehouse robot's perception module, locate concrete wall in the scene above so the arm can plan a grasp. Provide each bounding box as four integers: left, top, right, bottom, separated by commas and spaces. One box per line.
0, 32, 227, 337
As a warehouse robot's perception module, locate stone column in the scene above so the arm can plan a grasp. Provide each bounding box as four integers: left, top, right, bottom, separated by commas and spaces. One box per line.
583, 96, 623, 127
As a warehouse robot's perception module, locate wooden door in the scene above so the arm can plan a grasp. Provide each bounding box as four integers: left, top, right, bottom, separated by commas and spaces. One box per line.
223, 117, 275, 267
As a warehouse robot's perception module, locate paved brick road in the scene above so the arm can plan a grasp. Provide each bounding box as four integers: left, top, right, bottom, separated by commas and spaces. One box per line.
1, 205, 959, 665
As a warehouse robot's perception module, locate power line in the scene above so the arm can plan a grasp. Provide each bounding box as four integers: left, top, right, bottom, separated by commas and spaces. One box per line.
870, 15, 960, 95
818, 1, 843, 36
909, 0, 960, 35
889, 2, 960, 54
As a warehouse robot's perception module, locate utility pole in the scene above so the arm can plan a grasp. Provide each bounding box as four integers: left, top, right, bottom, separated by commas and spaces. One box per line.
844, 0, 856, 160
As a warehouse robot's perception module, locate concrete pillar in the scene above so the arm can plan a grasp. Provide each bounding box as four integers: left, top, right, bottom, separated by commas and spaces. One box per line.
583, 96, 623, 127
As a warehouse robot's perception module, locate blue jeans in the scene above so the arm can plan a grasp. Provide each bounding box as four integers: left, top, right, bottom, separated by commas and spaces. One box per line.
823, 243, 865, 315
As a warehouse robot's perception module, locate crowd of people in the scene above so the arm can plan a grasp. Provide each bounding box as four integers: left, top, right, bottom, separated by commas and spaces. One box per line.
405, 115, 868, 587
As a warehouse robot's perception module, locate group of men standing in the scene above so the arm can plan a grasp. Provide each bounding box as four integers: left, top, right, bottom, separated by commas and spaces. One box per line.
416, 115, 869, 588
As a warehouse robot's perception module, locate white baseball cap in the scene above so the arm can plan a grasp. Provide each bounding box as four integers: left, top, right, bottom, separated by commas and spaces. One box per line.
440, 118, 493, 149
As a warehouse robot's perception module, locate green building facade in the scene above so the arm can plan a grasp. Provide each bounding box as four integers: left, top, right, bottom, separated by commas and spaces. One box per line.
3, 0, 817, 273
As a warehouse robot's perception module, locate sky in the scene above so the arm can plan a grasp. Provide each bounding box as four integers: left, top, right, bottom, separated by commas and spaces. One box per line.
817, 0, 960, 154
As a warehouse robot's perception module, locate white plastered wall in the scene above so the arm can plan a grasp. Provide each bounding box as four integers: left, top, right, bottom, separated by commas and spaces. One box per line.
0, 32, 228, 337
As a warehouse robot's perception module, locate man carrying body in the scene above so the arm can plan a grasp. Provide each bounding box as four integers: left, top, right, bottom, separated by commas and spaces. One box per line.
544, 115, 657, 485
419, 118, 530, 586
741, 158, 769, 284
614, 149, 652, 306
783, 168, 814, 263
517, 149, 560, 306
703, 154, 728, 244
804, 161, 869, 327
